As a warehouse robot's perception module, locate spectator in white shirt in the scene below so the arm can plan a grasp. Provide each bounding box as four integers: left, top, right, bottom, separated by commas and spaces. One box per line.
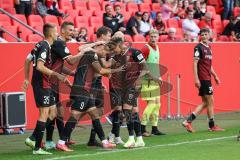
140, 12, 152, 36
182, 9, 200, 38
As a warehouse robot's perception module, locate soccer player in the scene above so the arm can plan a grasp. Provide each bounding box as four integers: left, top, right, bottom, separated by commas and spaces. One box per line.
85, 26, 113, 147
182, 28, 224, 132
140, 29, 165, 137
108, 36, 162, 148
56, 40, 124, 151
24, 23, 70, 155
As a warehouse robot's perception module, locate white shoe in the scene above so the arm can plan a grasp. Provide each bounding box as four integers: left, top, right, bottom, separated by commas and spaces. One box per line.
33, 148, 52, 155
25, 137, 35, 149
123, 137, 135, 148
115, 137, 125, 145
108, 132, 115, 144
134, 137, 145, 148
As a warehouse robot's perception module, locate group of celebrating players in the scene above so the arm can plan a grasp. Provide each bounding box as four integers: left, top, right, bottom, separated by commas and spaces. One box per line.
22, 21, 224, 155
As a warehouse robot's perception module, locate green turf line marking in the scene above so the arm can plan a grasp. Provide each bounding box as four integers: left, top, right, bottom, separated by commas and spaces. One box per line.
46, 135, 236, 160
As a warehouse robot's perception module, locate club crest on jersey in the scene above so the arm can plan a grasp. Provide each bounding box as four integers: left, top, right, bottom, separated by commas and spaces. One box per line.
94, 53, 98, 60
65, 47, 70, 54
41, 52, 47, 59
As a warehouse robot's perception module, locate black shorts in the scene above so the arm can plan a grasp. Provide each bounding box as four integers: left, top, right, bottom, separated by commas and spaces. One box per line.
32, 86, 56, 108
199, 80, 213, 96
91, 77, 104, 108
110, 87, 138, 109
70, 91, 95, 112
52, 85, 61, 107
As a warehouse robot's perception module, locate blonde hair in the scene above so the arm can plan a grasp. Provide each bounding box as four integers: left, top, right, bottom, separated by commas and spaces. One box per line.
149, 29, 159, 35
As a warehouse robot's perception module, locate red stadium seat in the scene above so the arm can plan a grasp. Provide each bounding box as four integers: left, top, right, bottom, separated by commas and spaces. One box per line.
213, 14, 221, 21
167, 18, 179, 28
159, 35, 168, 42
124, 34, 133, 42
65, 10, 79, 19
139, 3, 151, 12
74, 16, 89, 28
206, 5, 216, 16
27, 15, 44, 28
1, 0, 14, 8
212, 20, 223, 34
233, 7, 240, 17
207, 0, 224, 14
0, 14, 12, 26
193, 19, 200, 25
222, 20, 229, 28
87, 1, 101, 11
59, 16, 74, 26
151, 3, 162, 12
3, 7, 16, 14
58, 0, 73, 10
79, 10, 93, 17
73, 0, 87, 11
43, 15, 59, 26
217, 35, 229, 42
27, 34, 43, 42
90, 34, 97, 41
12, 14, 27, 31
122, 12, 132, 24
132, 34, 146, 42
126, 2, 139, 12
92, 10, 104, 18
19, 27, 32, 42
101, 1, 112, 10
2, 26, 18, 42
34, 26, 43, 34
89, 17, 103, 27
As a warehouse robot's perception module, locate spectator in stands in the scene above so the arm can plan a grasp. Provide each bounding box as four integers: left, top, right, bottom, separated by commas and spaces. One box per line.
152, 12, 167, 35
14, 0, 32, 17
45, 0, 67, 18
183, 0, 190, 11
126, 11, 142, 36
36, 0, 48, 17
76, 27, 88, 42
198, 12, 213, 29
114, 4, 125, 31
222, 16, 240, 41
182, 9, 200, 39
181, 31, 195, 42
222, 0, 234, 19
103, 4, 125, 34
161, 0, 178, 20
193, 0, 205, 19
174, 0, 186, 19
140, 12, 152, 36
162, 27, 181, 42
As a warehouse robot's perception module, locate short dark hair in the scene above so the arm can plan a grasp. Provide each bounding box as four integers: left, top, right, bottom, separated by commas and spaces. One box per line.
105, 4, 112, 10
106, 37, 124, 50
43, 23, 56, 37
199, 28, 210, 35
96, 26, 112, 38
186, 9, 194, 15
60, 21, 74, 30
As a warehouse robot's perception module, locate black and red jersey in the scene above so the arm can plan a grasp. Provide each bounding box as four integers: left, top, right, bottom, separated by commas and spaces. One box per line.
51, 38, 71, 74
194, 42, 212, 81
71, 51, 99, 95
110, 48, 145, 89
31, 40, 52, 88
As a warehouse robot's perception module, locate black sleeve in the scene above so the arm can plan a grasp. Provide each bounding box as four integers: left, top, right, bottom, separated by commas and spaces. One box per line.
128, 18, 136, 28
52, 41, 71, 60
87, 51, 99, 64
36, 42, 49, 63
132, 49, 145, 63
194, 45, 202, 60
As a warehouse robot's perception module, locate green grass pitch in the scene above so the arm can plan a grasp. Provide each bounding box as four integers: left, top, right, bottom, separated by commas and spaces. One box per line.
0, 112, 240, 160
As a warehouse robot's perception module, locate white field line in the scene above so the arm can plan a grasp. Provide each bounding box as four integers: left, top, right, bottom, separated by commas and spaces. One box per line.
46, 135, 236, 160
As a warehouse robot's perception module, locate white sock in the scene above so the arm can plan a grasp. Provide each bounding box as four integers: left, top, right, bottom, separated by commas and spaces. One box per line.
137, 136, 143, 140
102, 139, 108, 144
129, 136, 134, 140
58, 140, 65, 145
115, 137, 121, 141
